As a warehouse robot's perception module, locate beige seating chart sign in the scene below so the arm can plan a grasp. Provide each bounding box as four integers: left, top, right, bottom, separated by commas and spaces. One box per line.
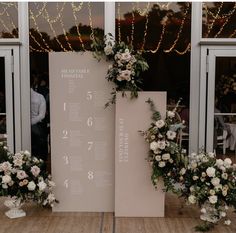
49, 52, 115, 211
115, 92, 166, 217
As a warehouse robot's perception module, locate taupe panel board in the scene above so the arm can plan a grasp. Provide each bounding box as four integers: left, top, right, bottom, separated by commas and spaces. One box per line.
49, 52, 114, 212
115, 92, 166, 217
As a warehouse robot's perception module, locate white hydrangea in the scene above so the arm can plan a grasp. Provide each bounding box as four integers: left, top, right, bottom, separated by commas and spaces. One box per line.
206, 167, 216, 177
27, 181, 36, 191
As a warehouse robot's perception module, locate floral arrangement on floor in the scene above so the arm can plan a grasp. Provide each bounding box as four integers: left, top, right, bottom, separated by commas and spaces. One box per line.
0, 142, 58, 208
91, 33, 149, 107
141, 99, 236, 232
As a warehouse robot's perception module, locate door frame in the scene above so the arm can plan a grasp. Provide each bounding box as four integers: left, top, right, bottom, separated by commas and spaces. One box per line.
199, 45, 236, 152
0, 46, 21, 152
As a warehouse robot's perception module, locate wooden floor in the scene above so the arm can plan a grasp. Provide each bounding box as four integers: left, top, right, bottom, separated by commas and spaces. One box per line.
1, 193, 236, 233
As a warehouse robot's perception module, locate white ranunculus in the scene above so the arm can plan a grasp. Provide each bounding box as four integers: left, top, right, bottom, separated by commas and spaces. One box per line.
166, 131, 176, 140
157, 140, 166, 150
208, 195, 218, 204
167, 111, 175, 118
155, 155, 161, 161
201, 172, 206, 177
27, 181, 36, 191
224, 158, 232, 168
104, 45, 113, 56
220, 211, 226, 218
209, 189, 215, 195
216, 159, 224, 167
150, 141, 158, 151
222, 173, 228, 180
180, 168, 186, 175
31, 165, 41, 177
206, 167, 216, 177
211, 177, 220, 186
2, 174, 12, 184
16, 170, 28, 180
38, 181, 47, 191
162, 153, 170, 160
188, 195, 196, 204
155, 120, 165, 128
224, 220, 231, 225
158, 161, 166, 167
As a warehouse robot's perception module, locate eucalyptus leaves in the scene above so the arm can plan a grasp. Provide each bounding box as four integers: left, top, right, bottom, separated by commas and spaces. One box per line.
142, 99, 236, 232
92, 33, 149, 107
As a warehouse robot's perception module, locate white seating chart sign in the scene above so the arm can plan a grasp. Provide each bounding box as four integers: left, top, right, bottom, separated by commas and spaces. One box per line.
115, 92, 166, 217
49, 52, 115, 212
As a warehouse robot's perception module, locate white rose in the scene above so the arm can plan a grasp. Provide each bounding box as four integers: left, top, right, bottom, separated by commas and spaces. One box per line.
200, 208, 206, 214
180, 168, 186, 175
120, 52, 132, 62
220, 166, 226, 172
31, 165, 41, 177
188, 195, 196, 204
16, 170, 28, 180
167, 111, 175, 118
155, 155, 161, 161
208, 195, 218, 204
224, 158, 232, 168
216, 159, 224, 167
157, 141, 166, 150
27, 181, 36, 191
155, 120, 165, 128
224, 220, 231, 225
191, 162, 197, 170
206, 167, 216, 177
13, 158, 23, 167
2, 175, 12, 184
0, 161, 12, 172
158, 161, 166, 167
162, 153, 170, 160
166, 131, 176, 140
211, 177, 220, 186
38, 181, 47, 191
208, 152, 215, 158
150, 141, 158, 151
193, 176, 199, 180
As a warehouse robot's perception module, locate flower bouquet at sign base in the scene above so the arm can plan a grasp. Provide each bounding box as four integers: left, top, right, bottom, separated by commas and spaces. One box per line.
141, 98, 236, 232
0, 142, 58, 218
91, 33, 149, 107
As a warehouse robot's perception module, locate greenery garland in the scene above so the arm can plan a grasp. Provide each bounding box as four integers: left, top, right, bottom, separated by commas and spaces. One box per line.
91, 33, 149, 107
141, 99, 236, 232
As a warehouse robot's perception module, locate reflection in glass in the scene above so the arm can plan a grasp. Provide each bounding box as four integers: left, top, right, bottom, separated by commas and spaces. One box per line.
0, 57, 7, 143
202, 2, 236, 38
116, 2, 191, 150
0, 2, 18, 38
214, 57, 236, 156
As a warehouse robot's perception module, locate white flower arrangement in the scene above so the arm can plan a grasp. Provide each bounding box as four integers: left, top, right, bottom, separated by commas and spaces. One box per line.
0, 143, 58, 207
141, 99, 236, 232
92, 33, 149, 107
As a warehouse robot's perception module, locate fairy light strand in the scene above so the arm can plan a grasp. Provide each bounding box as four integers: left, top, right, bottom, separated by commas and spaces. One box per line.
87, 2, 95, 44
71, 2, 85, 51
141, 7, 150, 51
174, 43, 191, 55
130, 3, 136, 47
56, 2, 74, 51
164, 4, 189, 53
117, 2, 121, 43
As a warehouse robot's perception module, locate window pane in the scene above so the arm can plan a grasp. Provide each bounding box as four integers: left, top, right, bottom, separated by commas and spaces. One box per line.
202, 2, 236, 38
0, 2, 18, 38
29, 2, 104, 52
116, 2, 191, 149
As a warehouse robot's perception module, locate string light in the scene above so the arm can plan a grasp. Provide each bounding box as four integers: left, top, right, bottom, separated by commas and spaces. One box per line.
130, 3, 136, 47
42, 5, 68, 52
87, 2, 95, 43
29, 8, 51, 52
71, 2, 85, 51
214, 3, 236, 38
164, 4, 189, 53
135, 2, 150, 16
56, 2, 74, 51
117, 2, 121, 43
141, 7, 150, 51
205, 2, 223, 38
0, 17, 14, 37
31, 2, 47, 19
29, 31, 48, 52
174, 43, 191, 55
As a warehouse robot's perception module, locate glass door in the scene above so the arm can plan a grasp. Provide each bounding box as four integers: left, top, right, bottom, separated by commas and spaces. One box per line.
0, 49, 14, 152
206, 49, 236, 157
